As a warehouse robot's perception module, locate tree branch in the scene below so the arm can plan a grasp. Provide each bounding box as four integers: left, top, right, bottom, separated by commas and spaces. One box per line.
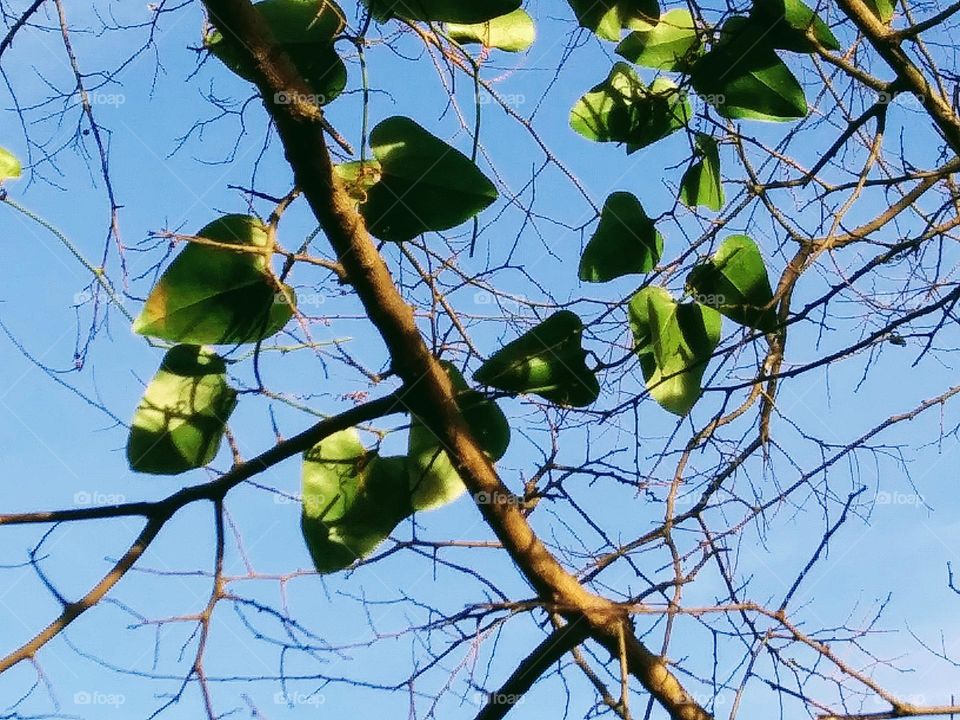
199, 2, 713, 718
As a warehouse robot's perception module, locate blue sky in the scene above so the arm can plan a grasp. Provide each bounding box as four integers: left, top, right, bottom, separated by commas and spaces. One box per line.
2, 1, 960, 718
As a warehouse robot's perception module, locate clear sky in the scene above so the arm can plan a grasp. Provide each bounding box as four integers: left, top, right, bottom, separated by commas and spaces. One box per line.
2, 1, 959, 719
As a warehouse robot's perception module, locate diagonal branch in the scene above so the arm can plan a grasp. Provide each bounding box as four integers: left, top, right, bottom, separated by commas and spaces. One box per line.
198, 2, 713, 719
836, 0, 960, 155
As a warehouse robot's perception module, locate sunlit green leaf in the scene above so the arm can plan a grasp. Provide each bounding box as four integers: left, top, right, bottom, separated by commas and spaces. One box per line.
364, 0, 520, 23
616, 8, 701, 71
0, 147, 21, 181
864, 0, 894, 23
571, 63, 690, 150
475, 311, 600, 407
301, 429, 412, 573
750, 0, 840, 52
691, 17, 807, 121
133, 215, 295, 345
579, 192, 663, 283
567, 0, 659, 41
334, 159, 382, 202
126, 345, 238, 475
206, 0, 347, 105
628, 287, 721, 416
686, 235, 777, 332
679, 134, 724, 212
408, 362, 510, 511
361, 116, 498, 242
446, 8, 536, 52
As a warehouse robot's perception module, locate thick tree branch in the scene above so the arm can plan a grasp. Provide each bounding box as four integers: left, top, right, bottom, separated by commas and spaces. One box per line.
198, 2, 712, 718
836, 0, 960, 155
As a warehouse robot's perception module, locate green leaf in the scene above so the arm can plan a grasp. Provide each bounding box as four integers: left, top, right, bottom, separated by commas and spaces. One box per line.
206, 0, 347, 105
361, 116, 498, 242
570, 63, 690, 150
301, 429, 413, 573
363, 0, 520, 23
0, 147, 21, 181
126, 345, 238, 475
408, 362, 510, 511
474, 311, 600, 407
749, 0, 841, 52
628, 287, 721, 416
579, 192, 663, 283
615, 8, 701, 71
133, 215, 295, 345
686, 235, 777, 332
691, 17, 808, 121
864, 0, 894, 23
679, 134, 724, 212
567, 0, 660, 41
446, 8, 536, 52
334, 159, 382, 202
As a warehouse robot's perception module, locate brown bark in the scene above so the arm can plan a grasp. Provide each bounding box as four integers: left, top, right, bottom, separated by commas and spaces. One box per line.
199, 2, 713, 718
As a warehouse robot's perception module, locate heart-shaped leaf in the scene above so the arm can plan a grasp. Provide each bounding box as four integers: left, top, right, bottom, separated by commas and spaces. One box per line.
628, 287, 721, 416
567, 0, 660, 41
616, 8, 701, 71
446, 8, 536, 52
579, 192, 663, 283
206, 0, 347, 105
691, 17, 807, 121
133, 215, 295, 345
686, 235, 777, 332
571, 63, 690, 150
475, 311, 600, 407
126, 345, 238, 475
749, 0, 840, 52
0, 147, 21, 181
679, 134, 724, 211
363, 0, 520, 23
361, 116, 498, 242
301, 429, 413, 573
408, 362, 510, 511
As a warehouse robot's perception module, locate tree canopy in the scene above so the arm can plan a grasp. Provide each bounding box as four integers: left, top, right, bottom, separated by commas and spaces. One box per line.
2, 1, 960, 719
